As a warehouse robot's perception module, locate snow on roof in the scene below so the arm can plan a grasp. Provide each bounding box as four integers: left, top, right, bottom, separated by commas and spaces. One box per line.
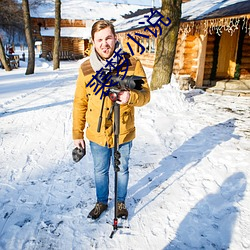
114, 8, 160, 33
30, 0, 150, 20
182, 0, 250, 21
91, 0, 161, 7
40, 27, 92, 39
114, 0, 250, 33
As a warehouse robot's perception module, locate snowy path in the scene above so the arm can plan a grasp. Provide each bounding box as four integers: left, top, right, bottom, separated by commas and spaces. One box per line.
0, 59, 250, 249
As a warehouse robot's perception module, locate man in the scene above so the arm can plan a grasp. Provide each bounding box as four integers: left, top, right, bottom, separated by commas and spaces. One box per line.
72, 20, 150, 220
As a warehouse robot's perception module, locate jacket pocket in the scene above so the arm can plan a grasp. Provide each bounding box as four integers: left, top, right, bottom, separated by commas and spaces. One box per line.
120, 106, 134, 134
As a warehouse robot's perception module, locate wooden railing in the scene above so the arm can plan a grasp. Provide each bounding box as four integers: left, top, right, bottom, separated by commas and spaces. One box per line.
46, 51, 84, 61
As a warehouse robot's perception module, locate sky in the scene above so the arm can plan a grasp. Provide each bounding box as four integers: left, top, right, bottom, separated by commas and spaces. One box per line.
0, 48, 249, 249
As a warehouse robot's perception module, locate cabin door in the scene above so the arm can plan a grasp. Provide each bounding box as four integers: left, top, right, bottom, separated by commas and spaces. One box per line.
216, 30, 239, 78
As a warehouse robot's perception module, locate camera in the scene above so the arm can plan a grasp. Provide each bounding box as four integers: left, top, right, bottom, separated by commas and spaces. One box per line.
98, 70, 145, 101
108, 74, 144, 91
72, 146, 86, 162
98, 70, 145, 91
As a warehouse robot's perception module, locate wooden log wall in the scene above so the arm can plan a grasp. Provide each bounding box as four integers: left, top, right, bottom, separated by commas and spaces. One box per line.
41, 37, 87, 59
120, 37, 137, 55
119, 29, 200, 78
32, 18, 86, 29
117, 34, 156, 68
173, 34, 185, 74
183, 35, 198, 79
136, 53, 155, 68
72, 38, 88, 56
240, 35, 250, 79
203, 33, 215, 81
173, 33, 199, 81
61, 38, 74, 52
41, 37, 53, 58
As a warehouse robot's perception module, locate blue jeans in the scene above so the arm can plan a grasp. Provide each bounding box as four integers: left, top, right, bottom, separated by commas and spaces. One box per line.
89, 141, 132, 205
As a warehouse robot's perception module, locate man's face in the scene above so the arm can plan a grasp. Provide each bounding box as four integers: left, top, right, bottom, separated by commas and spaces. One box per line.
93, 27, 117, 60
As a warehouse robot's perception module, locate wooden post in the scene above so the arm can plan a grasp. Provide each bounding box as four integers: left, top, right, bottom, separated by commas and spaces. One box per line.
195, 32, 207, 87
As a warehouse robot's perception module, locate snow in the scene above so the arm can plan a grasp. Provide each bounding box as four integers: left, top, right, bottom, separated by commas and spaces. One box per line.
0, 49, 250, 250
114, 0, 250, 33
30, 0, 151, 20
40, 27, 92, 39
182, 0, 249, 21
95, 0, 161, 7
114, 9, 160, 33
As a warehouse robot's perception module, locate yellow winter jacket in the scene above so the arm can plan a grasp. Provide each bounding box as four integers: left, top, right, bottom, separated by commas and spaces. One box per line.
72, 54, 150, 148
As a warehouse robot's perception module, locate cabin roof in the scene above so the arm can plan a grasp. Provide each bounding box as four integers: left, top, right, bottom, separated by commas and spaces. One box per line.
182, 0, 250, 21
114, 0, 250, 33
40, 27, 91, 39
30, 0, 149, 20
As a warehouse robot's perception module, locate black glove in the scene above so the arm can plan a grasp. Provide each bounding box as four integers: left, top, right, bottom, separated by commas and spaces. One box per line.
72, 146, 86, 162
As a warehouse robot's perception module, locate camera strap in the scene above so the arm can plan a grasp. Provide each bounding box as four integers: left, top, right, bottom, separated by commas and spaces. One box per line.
107, 102, 115, 121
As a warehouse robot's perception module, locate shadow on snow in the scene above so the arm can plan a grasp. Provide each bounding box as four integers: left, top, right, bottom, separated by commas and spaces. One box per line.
164, 172, 247, 249
127, 118, 244, 248
128, 118, 239, 213
0, 100, 73, 117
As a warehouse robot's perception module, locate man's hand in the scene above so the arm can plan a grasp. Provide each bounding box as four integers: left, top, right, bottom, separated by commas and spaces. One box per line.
72, 139, 86, 162
116, 90, 130, 105
74, 139, 85, 149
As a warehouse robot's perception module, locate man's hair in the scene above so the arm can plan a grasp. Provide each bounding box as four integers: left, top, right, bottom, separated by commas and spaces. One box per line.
91, 20, 116, 40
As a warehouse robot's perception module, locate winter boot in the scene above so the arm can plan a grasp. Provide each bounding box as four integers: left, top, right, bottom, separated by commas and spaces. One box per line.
87, 202, 108, 220
117, 202, 128, 219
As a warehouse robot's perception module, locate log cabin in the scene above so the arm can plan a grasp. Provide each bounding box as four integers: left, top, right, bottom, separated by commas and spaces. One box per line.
31, 18, 92, 60
114, 0, 250, 94
30, 1, 151, 61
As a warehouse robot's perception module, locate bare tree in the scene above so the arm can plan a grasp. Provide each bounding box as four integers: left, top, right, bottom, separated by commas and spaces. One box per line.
29, 0, 47, 8
0, 0, 24, 36
53, 0, 61, 70
0, 37, 11, 71
151, 0, 182, 90
22, 0, 35, 75
0, 0, 23, 71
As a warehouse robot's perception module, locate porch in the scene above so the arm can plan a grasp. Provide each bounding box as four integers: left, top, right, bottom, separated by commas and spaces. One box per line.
205, 79, 250, 97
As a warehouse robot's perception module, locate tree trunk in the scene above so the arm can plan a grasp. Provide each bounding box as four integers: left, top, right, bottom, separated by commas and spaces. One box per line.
151, 0, 182, 90
22, 0, 35, 75
53, 0, 61, 70
0, 37, 11, 71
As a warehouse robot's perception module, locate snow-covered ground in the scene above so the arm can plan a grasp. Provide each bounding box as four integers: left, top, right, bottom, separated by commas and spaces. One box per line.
0, 49, 250, 250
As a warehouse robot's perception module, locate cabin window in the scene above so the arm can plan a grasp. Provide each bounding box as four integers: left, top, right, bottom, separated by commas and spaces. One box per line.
137, 38, 144, 54
150, 38, 155, 53
136, 37, 156, 54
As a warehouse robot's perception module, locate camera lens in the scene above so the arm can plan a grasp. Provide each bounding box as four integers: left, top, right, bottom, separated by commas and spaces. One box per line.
109, 92, 118, 102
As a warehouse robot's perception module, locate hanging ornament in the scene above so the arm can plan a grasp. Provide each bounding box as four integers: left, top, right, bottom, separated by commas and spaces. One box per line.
179, 16, 250, 37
